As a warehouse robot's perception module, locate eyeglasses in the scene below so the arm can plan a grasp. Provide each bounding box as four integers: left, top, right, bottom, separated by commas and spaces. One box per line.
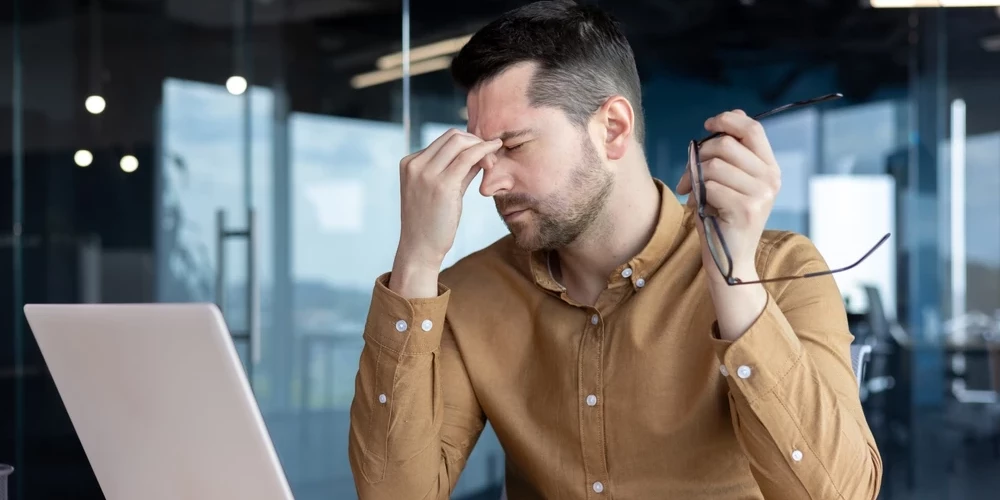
688, 93, 891, 286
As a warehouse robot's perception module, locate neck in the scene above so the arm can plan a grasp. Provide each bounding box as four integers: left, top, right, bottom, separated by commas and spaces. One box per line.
554, 164, 661, 305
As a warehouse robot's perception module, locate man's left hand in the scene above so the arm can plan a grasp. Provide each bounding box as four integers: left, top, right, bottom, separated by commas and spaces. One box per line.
676, 110, 781, 280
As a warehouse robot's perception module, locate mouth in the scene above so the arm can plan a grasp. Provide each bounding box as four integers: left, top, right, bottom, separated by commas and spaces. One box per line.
502, 208, 529, 220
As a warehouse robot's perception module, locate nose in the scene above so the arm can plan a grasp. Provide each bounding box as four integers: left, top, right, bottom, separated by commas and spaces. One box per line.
478, 155, 514, 197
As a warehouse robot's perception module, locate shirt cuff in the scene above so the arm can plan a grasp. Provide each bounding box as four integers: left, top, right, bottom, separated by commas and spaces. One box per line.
709, 293, 804, 406
364, 272, 451, 355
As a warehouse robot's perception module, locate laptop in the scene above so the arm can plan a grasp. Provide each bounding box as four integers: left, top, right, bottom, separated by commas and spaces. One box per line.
23, 303, 293, 500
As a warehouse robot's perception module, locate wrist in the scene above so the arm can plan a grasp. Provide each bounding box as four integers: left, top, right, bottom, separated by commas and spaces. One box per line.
708, 270, 767, 342
390, 252, 442, 300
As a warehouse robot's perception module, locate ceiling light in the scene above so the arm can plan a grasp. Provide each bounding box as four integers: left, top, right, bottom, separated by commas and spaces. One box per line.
376, 34, 472, 69
85, 95, 106, 114
74, 150, 93, 167
351, 56, 453, 89
870, 0, 1000, 6
226, 76, 248, 95
120, 155, 138, 173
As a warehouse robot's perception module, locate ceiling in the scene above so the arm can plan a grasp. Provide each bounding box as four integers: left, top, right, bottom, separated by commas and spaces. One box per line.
1, 0, 999, 153
7, 1, 1000, 89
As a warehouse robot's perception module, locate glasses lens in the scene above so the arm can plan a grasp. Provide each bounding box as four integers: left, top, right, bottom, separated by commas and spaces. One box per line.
688, 142, 701, 206
704, 216, 731, 278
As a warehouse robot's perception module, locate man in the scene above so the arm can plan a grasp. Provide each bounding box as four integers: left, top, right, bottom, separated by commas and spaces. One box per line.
348, 1, 882, 498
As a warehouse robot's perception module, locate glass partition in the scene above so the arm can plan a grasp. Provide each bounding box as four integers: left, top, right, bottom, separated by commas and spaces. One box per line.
4, 1, 1000, 499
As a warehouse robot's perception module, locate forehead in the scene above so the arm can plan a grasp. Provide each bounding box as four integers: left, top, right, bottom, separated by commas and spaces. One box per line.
466, 62, 539, 139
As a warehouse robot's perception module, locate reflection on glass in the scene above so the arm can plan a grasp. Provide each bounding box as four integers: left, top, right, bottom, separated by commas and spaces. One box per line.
289, 113, 404, 414
943, 132, 1000, 315
822, 100, 901, 175
157, 76, 277, 410
158, 77, 275, 307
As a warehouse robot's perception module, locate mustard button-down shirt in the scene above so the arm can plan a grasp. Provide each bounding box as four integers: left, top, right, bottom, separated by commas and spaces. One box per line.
349, 179, 882, 499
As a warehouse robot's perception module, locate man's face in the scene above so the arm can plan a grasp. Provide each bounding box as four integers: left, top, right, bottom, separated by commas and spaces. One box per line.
466, 62, 613, 252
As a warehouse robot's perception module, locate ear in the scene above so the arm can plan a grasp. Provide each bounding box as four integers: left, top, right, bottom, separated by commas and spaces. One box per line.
598, 95, 635, 161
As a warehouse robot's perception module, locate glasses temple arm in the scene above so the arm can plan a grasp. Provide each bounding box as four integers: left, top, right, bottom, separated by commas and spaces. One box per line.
732, 232, 892, 285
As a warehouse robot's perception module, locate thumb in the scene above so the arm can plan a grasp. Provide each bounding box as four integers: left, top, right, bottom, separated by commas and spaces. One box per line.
676, 169, 692, 195
460, 164, 483, 195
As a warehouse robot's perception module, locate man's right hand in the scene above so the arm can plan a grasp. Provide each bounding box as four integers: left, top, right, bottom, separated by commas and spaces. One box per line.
390, 129, 503, 299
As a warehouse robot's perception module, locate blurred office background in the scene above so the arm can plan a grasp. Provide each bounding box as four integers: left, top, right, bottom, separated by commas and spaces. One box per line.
1, 0, 1000, 499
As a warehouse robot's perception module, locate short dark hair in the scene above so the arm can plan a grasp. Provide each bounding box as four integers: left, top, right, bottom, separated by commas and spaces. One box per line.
451, 0, 645, 144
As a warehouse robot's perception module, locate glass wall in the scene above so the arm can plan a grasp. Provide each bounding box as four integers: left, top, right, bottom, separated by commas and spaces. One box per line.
3, 1, 1000, 500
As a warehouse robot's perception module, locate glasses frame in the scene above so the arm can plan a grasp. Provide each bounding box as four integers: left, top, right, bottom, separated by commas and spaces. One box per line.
689, 93, 892, 286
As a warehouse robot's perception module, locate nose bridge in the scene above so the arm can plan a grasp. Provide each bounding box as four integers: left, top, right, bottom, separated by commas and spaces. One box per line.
479, 155, 512, 197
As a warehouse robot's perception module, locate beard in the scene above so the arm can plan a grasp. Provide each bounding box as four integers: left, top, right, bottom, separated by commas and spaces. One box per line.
494, 136, 613, 252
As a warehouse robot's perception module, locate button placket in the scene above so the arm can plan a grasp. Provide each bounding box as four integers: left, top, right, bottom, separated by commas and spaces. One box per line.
579, 308, 609, 500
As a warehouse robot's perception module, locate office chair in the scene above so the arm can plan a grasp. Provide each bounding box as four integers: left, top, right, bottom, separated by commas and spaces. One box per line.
858, 284, 912, 499
852, 344, 873, 391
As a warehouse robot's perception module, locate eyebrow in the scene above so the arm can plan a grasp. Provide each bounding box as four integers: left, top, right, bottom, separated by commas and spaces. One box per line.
494, 128, 535, 142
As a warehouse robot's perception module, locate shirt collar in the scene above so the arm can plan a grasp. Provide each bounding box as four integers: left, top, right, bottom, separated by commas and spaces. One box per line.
527, 178, 690, 293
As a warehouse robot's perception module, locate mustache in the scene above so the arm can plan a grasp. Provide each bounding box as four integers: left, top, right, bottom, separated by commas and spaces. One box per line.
494, 193, 538, 213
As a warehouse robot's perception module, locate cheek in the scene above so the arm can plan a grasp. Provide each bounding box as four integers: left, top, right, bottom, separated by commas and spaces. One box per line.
522, 144, 570, 181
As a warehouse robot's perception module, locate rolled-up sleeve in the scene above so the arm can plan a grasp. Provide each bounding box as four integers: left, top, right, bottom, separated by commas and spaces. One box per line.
710, 234, 883, 500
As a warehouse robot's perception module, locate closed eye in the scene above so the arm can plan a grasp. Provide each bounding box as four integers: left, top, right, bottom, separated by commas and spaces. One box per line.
504, 143, 525, 152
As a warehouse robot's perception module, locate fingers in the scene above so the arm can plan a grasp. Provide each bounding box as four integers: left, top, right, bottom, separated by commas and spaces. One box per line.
704, 111, 777, 166
676, 168, 691, 195
399, 128, 457, 170
400, 128, 481, 174
461, 164, 483, 194
697, 135, 770, 180
697, 158, 760, 196
446, 139, 503, 191
704, 179, 770, 225
676, 142, 696, 195
703, 180, 747, 215
424, 128, 473, 163
428, 133, 492, 175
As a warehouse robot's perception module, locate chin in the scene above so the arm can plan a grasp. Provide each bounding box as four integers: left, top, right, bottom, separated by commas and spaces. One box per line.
510, 230, 542, 252
512, 231, 558, 252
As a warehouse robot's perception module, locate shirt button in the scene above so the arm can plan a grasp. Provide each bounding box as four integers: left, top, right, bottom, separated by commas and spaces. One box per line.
586, 394, 598, 406
737, 365, 752, 379
621, 267, 633, 278
395, 320, 408, 332
635, 278, 646, 288
378, 394, 387, 404
592, 481, 604, 493
791, 450, 803, 462
591, 314, 599, 325
719, 365, 729, 377
420, 319, 433, 332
